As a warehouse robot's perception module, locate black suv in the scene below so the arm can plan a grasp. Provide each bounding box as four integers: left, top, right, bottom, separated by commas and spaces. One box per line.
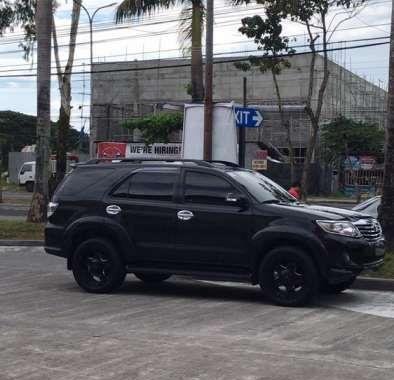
45, 160, 385, 306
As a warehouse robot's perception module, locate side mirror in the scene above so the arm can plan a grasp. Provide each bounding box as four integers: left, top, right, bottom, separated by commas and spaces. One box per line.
226, 193, 249, 209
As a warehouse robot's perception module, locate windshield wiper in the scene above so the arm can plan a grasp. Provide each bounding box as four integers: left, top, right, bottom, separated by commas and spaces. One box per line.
260, 199, 281, 204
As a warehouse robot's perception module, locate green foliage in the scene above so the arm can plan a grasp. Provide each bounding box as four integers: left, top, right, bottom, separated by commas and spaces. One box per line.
122, 113, 183, 145
0, 111, 89, 169
0, 0, 36, 59
320, 116, 385, 163
365, 252, 394, 279
235, 6, 295, 76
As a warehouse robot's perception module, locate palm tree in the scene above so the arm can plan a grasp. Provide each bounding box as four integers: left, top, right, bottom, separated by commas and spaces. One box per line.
27, 0, 53, 223
116, 0, 205, 102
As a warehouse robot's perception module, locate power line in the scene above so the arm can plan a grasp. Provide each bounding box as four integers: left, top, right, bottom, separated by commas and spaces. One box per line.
0, 35, 389, 74
0, 40, 389, 79
0, 12, 390, 55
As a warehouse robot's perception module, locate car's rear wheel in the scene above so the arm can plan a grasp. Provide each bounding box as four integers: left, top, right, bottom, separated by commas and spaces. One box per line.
134, 273, 171, 283
321, 277, 356, 294
72, 238, 126, 293
259, 246, 319, 307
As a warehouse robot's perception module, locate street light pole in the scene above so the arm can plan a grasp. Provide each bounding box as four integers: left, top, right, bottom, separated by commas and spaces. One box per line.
74, 1, 117, 157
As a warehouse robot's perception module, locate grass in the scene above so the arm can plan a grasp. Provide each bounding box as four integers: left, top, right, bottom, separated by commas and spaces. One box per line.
0, 220, 44, 240
364, 252, 394, 279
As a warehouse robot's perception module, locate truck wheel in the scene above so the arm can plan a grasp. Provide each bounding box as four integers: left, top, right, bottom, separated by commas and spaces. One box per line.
72, 238, 126, 293
321, 277, 356, 294
134, 273, 171, 283
25, 181, 34, 192
259, 246, 319, 307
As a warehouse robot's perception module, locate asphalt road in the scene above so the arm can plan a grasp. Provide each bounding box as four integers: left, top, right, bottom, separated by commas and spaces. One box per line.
1, 247, 393, 380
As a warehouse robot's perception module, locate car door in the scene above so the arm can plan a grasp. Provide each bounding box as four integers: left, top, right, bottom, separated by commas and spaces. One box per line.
107, 167, 180, 263
174, 169, 253, 269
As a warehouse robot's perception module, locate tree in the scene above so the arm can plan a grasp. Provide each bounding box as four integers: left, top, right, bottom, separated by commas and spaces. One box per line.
235, 0, 366, 198
0, 110, 89, 167
52, 1, 81, 185
122, 112, 183, 145
0, 0, 36, 58
320, 116, 385, 165
0, 0, 36, 203
284, 0, 366, 199
27, 0, 52, 223
380, 0, 394, 251
235, 9, 296, 181
115, 0, 205, 102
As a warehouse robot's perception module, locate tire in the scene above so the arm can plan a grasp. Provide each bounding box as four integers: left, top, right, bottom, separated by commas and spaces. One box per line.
25, 181, 34, 192
134, 273, 171, 283
321, 277, 356, 294
259, 246, 319, 307
72, 238, 126, 293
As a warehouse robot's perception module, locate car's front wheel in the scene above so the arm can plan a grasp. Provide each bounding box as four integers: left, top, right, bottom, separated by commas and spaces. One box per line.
259, 246, 319, 307
72, 238, 126, 293
134, 273, 171, 283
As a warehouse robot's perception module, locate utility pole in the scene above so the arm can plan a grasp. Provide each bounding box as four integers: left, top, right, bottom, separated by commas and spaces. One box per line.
238, 77, 247, 167
74, 1, 117, 157
380, 0, 394, 251
203, 0, 214, 161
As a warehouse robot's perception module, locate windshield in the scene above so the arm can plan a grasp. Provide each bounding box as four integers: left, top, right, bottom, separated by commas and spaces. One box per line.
228, 170, 297, 204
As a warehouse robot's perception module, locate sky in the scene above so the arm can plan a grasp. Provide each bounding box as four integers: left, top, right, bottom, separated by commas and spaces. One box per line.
0, 0, 392, 133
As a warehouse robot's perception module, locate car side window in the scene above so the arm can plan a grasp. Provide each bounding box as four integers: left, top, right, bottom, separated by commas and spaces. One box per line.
184, 171, 240, 205
112, 171, 177, 201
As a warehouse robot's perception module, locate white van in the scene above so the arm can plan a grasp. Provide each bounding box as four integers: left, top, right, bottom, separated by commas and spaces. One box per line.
18, 161, 36, 192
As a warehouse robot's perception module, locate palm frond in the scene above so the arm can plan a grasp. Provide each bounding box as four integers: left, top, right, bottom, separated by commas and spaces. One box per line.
115, 0, 178, 23
178, 1, 205, 54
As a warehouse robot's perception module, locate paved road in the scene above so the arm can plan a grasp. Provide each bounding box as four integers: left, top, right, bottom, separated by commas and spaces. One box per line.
1, 247, 393, 380
0, 203, 28, 220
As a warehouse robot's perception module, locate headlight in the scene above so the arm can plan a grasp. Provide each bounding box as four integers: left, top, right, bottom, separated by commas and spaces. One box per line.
47, 202, 59, 219
316, 220, 361, 238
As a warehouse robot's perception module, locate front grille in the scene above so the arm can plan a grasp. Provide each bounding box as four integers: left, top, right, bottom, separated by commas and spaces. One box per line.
354, 219, 383, 242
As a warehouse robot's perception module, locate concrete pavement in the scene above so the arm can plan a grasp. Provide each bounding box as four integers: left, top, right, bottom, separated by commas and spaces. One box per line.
1, 247, 394, 380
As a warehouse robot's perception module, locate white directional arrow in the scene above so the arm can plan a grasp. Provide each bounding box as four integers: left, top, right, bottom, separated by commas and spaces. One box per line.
252, 110, 263, 127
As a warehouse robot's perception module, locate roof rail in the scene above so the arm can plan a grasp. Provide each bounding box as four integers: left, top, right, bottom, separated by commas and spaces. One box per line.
208, 160, 239, 168
80, 158, 240, 168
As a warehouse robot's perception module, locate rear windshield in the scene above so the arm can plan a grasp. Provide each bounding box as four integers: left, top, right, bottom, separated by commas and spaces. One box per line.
55, 166, 117, 198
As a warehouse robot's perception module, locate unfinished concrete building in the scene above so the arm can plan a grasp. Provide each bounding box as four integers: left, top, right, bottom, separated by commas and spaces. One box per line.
91, 53, 387, 166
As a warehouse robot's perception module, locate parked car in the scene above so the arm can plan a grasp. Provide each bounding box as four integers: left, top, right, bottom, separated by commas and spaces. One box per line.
352, 196, 381, 219
45, 159, 385, 307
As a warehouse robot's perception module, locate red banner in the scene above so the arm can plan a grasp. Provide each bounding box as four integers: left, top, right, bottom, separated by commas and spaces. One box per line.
97, 142, 127, 159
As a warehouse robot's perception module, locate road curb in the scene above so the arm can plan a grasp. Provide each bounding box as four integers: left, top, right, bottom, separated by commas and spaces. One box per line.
353, 276, 394, 292
0, 240, 44, 247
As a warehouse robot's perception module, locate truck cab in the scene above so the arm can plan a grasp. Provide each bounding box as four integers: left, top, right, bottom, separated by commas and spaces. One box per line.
18, 161, 35, 192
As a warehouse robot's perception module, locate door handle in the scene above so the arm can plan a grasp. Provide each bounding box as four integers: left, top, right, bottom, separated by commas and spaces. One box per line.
106, 205, 122, 215
177, 210, 194, 221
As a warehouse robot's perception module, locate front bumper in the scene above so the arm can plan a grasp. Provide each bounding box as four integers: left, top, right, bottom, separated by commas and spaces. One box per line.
322, 234, 385, 284
45, 223, 66, 258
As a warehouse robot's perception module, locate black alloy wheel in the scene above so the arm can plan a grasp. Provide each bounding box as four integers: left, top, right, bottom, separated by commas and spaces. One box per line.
72, 238, 126, 293
259, 246, 319, 307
